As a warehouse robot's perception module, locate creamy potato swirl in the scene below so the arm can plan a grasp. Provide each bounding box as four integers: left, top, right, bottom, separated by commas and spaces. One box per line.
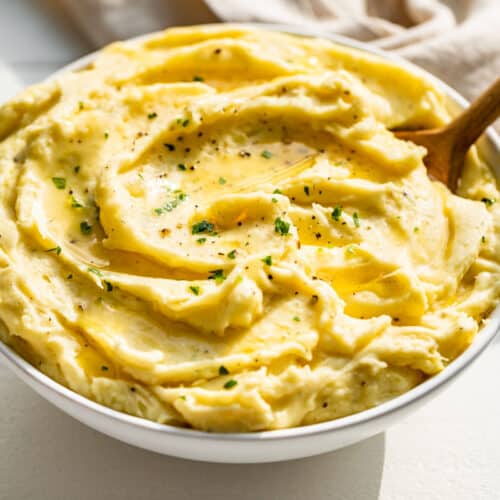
0, 26, 499, 432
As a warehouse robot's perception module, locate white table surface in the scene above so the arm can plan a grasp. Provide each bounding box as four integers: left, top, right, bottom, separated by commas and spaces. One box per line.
0, 2, 499, 499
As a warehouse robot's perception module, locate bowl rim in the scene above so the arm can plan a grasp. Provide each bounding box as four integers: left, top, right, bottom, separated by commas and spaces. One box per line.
1, 23, 499, 442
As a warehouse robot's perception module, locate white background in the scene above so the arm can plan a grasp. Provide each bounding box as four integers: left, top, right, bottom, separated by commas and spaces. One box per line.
0, 2, 499, 499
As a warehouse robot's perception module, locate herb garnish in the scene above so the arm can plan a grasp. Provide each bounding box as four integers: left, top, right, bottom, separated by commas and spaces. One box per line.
192, 220, 215, 234
52, 177, 66, 190
219, 365, 229, 375
154, 191, 187, 215
227, 249, 237, 259
273, 188, 282, 194
177, 163, 187, 171
47, 246, 62, 255
262, 255, 272, 266
304, 186, 310, 196
274, 217, 290, 235
80, 221, 92, 235
293, 316, 300, 322
224, 379, 237, 389
208, 269, 226, 283
182, 119, 190, 127
331, 206, 342, 221
147, 112, 158, 119
353, 212, 360, 228
101, 365, 109, 371
71, 196, 83, 208
218, 177, 227, 185
88, 266, 103, 277
74, 165, 81, 174
196, 237, 207, 244
481, 197, 496, 206
261, 150, 272, 159
189, 285, 200, 295
193, 75, 204, 82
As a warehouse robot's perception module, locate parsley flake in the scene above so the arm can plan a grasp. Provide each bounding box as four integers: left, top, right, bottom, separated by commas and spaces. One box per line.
353, 212, 360, 228
189, 285, 200, 295
177, 163, 187, 171
154, 191, 187, 215
227, 249, 237, 259
182, 119, 190, 127
71, 196, 83, 208
88, 267, 103, 277
293, 316, 300, 322
74, 165, 81, 174
80, 221, 92, 235
196, 237, 207, 244
262, 255, 272, 266
192, 220, 215, 234
481, 197, 496, 206
274, 217, 290, 235
273, 188, 282, 194
304, 186, 310, 196
52, 177, 66, 190
147, 112, 158, 119
47, 246, 62, 255
219, 365, 229, 375
224, 379, 237, 389
261, 150, 272, 159
208, 269, 226, 283
331, 206, 342, 221
218, 177, 227, 185
193, 75, 204, 82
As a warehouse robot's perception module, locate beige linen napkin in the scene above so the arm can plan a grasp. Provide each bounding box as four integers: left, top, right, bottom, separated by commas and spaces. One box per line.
59, 0, 500, 101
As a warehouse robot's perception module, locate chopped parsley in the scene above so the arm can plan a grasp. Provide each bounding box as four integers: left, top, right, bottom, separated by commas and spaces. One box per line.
353, 212, 360, 228
227, 249, 237, 259
304, 186, 310, 196
182, 119, 190, 127
104, 281, 113, 292
189, 285, 200, 295
208, 269, 226, 283
52, 177, 66, 190
262, 255, 272, 266
101, 365, 109, 371
196, 237, 207, 244
88, 266, 103, 277
271, 197, 278, 203
218, 176, 227, 185
104, 132, 109, 139
481, 197, 496, 206
147, 112, 158, 119
73, 165, 81, 174
71, 196, 83, 208
273, 188, 282, 194
164, 143, 176, 151
47, 246, 61, 255
78, 101, 84, 111
80, 221, 92, 235
177, 163, 187, 171
154, 191, 187, 215
413, 227, 420, 233
293, 316, 300, 322
192, 220, 215, 234
261, 150, 273, 159
274, 217, 290, 235
193, 75, 204, 82
331, 206, 342, 221
219, 365, 229, 375
223, 379, 237, 389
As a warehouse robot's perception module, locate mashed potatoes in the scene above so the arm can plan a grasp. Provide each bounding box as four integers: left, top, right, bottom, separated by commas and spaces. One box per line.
0, 26, 499, 432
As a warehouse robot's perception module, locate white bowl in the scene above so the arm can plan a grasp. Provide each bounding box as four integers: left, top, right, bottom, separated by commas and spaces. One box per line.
1, 24, 499, 464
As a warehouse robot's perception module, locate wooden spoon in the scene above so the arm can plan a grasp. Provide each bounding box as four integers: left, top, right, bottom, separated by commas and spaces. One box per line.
395, 77, 500, 192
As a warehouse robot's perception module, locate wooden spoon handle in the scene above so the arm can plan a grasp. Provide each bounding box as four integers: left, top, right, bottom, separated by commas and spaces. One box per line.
446, 77, 500, 155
